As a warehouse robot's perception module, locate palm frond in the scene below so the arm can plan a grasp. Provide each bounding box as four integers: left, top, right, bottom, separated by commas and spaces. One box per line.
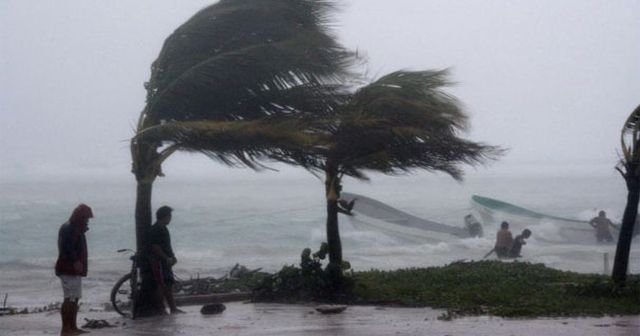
144, 0, 354, 126
621, 105, 640, 162
323, 69, 504, 180
619, 104, 640, 176
346, 70, 467, 133
135, 118, 328, 169
132, 2, 502, 182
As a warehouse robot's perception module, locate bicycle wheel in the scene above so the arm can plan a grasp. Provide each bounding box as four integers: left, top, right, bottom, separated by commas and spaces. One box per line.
110, 273, 133, 317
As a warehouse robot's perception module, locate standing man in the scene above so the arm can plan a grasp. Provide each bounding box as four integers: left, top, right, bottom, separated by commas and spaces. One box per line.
55, 203, 93, 335
589, 210, 618, 243
494, 221, 513, 259
149, 205, 184, 314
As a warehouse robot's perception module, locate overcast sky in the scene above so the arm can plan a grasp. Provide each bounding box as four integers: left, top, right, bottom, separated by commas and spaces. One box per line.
1, 0, 639, 181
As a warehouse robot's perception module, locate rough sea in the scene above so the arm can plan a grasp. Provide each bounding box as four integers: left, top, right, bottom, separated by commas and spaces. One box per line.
1, 167, 638, 309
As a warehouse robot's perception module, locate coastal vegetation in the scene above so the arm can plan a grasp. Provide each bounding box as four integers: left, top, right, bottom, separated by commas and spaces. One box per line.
252, 258, 640, 318
3, 261, 638, 319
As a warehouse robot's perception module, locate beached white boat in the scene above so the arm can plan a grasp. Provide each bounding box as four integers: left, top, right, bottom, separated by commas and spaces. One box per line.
470, 195, 599, 244
340, 192, 472, 243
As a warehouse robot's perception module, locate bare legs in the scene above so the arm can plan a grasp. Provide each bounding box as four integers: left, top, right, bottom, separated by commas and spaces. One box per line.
60, 298, 88, 335
164, 286, 184, 314
60, 299, 74, 335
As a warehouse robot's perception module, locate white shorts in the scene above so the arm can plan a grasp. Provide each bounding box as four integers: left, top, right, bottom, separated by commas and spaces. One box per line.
59, 275, 82, 300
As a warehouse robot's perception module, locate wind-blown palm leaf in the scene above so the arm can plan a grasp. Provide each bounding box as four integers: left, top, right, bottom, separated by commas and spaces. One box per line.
620, 104, 640, 164
135, 118, 327, 169
298, 70, 503, 180
144, 0, 354, 126
346, 70, 467, 132
133, 0, 357, 178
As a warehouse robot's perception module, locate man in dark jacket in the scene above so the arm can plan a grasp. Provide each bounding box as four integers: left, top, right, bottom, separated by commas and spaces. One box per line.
55, 203, 93, 335
509, 229, 532, 258
149, 205, 184, 314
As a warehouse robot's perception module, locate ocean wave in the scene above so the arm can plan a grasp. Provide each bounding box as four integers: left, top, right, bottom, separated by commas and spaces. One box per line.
0, 259, 54, 270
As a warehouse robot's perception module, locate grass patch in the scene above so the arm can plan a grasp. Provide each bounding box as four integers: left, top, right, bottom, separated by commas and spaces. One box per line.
350, 260, 640, 317
249, 251, 639, 318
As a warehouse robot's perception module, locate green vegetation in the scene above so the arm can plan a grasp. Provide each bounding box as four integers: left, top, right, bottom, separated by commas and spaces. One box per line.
253, 259, 640, 318
253, 244, 354, 302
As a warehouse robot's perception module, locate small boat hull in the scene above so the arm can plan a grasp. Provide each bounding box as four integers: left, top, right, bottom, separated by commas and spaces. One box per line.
341, 192, 470, 242
471, 195, 601, 244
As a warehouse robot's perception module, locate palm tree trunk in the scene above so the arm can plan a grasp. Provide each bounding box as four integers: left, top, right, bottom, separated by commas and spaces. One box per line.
130, 138, 168, 317
324, 165, 343, 277
612, 177, 640, 286
135, 182, 153, 252
133, 179, 166, 317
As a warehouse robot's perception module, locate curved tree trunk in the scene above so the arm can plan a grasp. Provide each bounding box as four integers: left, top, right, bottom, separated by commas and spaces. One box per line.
133, 180, 166, 317
131, 140, 166, 317
324, 165, 343, 283
135, 182, 153, 253
612, 177, 640, 286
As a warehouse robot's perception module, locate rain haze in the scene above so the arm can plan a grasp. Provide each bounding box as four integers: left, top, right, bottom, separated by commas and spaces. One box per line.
3, 3, 640, 332
2, 0, 639, 181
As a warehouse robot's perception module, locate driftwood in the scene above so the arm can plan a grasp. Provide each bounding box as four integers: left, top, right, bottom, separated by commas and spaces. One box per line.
172, 264, 263, 306
174, 263, 262, 296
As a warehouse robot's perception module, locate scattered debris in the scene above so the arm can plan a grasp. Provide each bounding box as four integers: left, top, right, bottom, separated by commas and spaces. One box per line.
315, 304, 347, 314
0, 308, 16, 316
81, 318, 116, 329
200, 303, 226, 315
0, 293, 16, 316
175, 263, 265, 296
437, 309, 465, 321
229, 263, 262, 279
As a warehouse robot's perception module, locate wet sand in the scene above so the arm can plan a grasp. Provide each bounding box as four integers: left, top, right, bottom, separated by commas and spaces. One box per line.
2, 302, 639, 336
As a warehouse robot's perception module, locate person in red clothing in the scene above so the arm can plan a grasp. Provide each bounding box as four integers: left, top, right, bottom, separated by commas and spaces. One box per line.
55, 204, 93, 335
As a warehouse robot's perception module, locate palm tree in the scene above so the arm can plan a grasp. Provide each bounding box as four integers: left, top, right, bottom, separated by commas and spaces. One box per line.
131, 0, 355, 315
297, 70, 504, 279
613, 104, 640, 286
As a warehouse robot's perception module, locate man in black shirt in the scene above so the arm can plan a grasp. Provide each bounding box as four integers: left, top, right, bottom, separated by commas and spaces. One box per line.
508, 229, 532, 258
149, 205, 184, 314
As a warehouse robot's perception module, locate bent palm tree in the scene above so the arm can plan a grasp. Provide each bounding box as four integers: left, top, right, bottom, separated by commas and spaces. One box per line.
131, 0, 354, 316
613, 104, 640, 286
299, 70, 504, 279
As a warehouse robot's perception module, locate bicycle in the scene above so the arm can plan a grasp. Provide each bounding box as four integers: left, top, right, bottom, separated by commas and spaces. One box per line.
110, 248, 140, 318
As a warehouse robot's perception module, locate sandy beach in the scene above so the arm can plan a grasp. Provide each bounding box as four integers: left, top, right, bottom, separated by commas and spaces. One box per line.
2, 302, 639, 336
